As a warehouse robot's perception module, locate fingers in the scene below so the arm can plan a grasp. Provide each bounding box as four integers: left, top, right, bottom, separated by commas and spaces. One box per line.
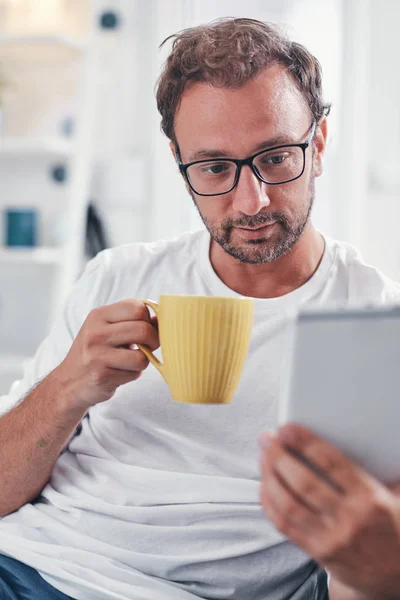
107, 367, 145, 387
274, 424, 373, 494
261, 469, 327, 533
85, 300, 160, 351
104, 321, 160, 351
259, 424, 399, 571
95, 300, 152, 324
261, 432, 342, 516
150, 315, 159, 331
106, 347, 150, 373
389, 482, 400, 495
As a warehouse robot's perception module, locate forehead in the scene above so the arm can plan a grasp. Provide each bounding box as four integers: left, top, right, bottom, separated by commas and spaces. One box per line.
174, 65, 311, 159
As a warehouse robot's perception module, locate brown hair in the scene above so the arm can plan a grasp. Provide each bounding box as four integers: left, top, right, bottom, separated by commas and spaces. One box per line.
156, 17, 331, 144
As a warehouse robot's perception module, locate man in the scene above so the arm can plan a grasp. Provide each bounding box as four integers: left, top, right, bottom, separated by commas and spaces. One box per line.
0, 16, 399, 600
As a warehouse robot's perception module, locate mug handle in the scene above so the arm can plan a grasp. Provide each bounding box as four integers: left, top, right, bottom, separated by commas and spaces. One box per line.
137, 299, 165, 377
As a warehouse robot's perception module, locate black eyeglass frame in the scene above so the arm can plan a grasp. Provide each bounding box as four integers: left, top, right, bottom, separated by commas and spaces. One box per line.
175, 120, 317, 197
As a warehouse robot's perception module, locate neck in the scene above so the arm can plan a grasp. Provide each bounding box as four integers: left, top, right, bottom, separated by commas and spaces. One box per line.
209, 222, 325, 299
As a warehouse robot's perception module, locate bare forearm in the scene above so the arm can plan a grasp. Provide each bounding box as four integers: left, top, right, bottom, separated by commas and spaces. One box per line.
0, 369, 87, 517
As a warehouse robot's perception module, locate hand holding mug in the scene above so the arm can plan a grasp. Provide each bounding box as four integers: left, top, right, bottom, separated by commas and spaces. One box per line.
54, 299, 160, 410
138, 294, 254, 404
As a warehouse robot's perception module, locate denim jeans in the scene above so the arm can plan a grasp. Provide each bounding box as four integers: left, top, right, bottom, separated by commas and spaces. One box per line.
0, 553, 75, 600
0, 551, 329, 600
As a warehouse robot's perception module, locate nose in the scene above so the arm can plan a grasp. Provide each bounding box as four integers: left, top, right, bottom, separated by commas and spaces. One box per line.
231, 165, 271, 215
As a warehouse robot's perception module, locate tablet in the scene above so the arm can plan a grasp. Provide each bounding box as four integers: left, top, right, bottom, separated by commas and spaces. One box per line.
279, 304, 400, 484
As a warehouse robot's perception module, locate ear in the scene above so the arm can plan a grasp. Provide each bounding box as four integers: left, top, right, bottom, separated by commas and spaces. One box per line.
313, 117, 328, 178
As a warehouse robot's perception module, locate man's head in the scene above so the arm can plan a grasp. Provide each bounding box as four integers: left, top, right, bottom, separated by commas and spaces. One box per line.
156, 18, 330, 265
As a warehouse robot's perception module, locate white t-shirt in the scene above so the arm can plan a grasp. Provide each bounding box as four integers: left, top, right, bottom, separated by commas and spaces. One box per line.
0, 229, 399, 600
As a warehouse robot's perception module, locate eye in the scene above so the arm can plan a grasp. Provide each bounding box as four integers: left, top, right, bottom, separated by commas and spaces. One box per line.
201, 162, 232, 175
262, 154, 286, 165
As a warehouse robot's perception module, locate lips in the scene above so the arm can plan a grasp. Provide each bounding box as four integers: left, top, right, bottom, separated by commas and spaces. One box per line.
234, 222, 277, 240
237, 222, 276, 231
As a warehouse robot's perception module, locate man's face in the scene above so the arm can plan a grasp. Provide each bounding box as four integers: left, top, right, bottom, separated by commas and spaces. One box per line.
172, 65, 325, 265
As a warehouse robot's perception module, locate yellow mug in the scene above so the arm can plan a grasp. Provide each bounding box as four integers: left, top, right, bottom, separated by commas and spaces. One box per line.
137, 294, 254, 404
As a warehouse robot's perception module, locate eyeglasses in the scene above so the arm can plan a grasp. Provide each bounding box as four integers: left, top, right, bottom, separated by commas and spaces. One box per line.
176, 120, 317, 197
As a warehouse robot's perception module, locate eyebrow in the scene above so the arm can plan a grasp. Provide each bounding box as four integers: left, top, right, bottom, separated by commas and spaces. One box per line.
187, 135, 294, 162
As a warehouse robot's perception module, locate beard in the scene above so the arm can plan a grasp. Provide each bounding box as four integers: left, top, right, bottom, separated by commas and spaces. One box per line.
190, 177, 315, 265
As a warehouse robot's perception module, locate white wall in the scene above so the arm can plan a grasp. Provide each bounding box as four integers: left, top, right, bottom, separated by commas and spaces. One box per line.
362, 0, 400, 279
147, 0, 199, 241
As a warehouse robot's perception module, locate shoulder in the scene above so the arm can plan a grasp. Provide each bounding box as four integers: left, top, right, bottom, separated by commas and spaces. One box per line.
329, 237, 400, 305
56, 229, 205, 336
88, 229, 205, 299
102, 229, 203, 279
104, 229, 203, 266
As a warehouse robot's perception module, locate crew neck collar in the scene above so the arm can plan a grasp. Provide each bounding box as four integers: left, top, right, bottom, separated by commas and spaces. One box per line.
195, 229, 338, 313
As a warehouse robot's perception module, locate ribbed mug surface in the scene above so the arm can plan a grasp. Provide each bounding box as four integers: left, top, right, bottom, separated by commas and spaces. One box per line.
155, 295, 254, 403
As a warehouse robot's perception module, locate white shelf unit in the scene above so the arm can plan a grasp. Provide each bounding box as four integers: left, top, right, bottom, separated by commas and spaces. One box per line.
0, 247, 62, 264
0, 34, 87, 62
0, 137, 73, 157
0, 28, 98, 394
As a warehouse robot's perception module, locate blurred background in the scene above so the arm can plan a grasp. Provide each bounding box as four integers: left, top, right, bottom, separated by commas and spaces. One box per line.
0, 0, 397, 393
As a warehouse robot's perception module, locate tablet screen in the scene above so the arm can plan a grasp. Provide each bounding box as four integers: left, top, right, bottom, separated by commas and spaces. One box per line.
279, 305, 400, 484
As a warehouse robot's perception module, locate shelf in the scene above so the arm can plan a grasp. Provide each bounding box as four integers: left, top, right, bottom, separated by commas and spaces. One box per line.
0, 34, 87, 62
0, 137, 73, 157
0, 247, 62, 265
